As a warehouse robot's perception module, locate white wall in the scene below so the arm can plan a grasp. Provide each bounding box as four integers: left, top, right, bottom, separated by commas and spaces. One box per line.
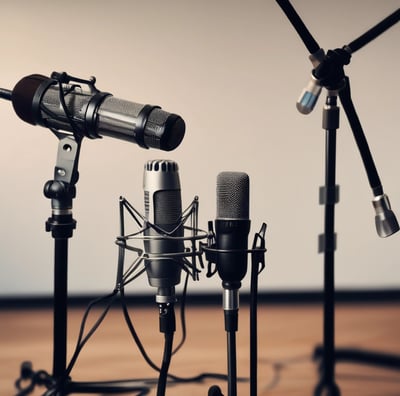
0, 0, 399, 296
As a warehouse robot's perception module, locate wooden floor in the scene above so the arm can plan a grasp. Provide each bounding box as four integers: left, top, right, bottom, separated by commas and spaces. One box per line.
1, 301, 399, 396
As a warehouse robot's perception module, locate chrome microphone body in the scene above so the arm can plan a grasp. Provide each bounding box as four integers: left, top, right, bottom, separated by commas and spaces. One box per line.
143, 159, 184, 303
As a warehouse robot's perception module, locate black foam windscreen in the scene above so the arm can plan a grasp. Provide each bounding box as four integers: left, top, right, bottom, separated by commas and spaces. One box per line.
11, 74, 50, 125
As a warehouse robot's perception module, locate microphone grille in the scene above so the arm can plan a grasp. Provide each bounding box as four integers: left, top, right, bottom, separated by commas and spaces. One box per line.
217, 171, 249, 219
143, 159, 182, 227
145, 108, 185, 152
145, 159, 179, 172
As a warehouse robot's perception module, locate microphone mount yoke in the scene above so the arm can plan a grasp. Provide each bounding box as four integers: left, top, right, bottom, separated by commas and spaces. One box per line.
312, 47, 351, 92
203, 222, 267, 287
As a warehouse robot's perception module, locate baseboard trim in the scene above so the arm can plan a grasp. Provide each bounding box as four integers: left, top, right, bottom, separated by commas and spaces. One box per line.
1, 289, 399, 310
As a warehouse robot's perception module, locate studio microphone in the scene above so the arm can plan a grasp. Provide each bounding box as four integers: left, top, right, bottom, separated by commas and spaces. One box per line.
296, 49, 325, 114
143, 159, 185, 303
206, 172, 251, 396
296, 73, 322, 115
9, 72, 185, 151
215, 171, 250, 300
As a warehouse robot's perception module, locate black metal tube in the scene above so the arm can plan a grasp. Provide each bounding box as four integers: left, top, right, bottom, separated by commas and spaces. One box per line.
226, 330, 237, 396
275, 0, 321, 54
314, 94, 341, 396
339, 77, 383, 196
323, 128, 337, 388
53, 238, 69, 381
250, 258, 258, 396
346, 8, 400, 53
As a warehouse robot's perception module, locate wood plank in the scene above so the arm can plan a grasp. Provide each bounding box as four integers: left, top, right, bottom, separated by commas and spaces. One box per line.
1, 302, 399, 395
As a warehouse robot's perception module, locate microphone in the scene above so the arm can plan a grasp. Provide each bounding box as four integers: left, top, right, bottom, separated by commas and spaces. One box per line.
143, 159, 185, 303
208, 172, 251, 396
215, 171, 251, 293
9, 72, 185, 151
296, 49, 325, 114
296, 72, 322, 114
373, 194, 400, 238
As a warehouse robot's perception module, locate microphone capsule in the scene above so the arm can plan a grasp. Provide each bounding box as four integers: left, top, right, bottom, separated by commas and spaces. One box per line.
296, 49, 325, 115
372, 194, 400, 237
296, 73, 322, 115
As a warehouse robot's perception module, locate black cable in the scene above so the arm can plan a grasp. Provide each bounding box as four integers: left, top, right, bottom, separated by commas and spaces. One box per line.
120, 287, 163, 373
172, 272, 189, 355
65, 291, 119, 378
120, 286, 232, 385
56, 80, 84, 138
157, 332, 174, 396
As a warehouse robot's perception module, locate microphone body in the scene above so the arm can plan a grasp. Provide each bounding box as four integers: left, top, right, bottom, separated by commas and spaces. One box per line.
296, 72, 322, 114
143, 159, 184, 302
373, 194, 400, 237
11, 73, 185, 151
296, 49, 325, 115
215, 219, 250, 289
215, 172, 250, 291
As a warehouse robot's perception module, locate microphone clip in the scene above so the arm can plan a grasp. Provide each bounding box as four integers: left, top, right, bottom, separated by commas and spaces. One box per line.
115, 196, 208, 288
50, 71, 99, 94
313, 48, 351, 91
202, 222, 267, 279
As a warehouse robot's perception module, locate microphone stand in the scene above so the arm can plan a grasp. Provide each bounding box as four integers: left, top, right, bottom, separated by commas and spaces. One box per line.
38, 132, 150, 395
1, 80, 151, 395
44, 133, 80, 393
275, 1, 400, 395
203, 224, 267, 396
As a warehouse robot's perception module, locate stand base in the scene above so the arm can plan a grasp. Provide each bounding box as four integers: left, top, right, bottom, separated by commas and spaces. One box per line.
208, 385, 224, 396
314, 381, 341, 396
314, 345, 400, 370
15, 361, 150, 395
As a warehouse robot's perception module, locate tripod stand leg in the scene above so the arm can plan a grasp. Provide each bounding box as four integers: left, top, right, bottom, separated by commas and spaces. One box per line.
314, 345, 400, 370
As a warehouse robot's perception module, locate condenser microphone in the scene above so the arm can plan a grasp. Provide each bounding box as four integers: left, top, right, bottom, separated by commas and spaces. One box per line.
215, 171, 251, 292
373, 194, 400, 238
296, 49, 325, 115
296, 73, 322, 114
143, 159, 184, 303
9, 72, 185, 151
